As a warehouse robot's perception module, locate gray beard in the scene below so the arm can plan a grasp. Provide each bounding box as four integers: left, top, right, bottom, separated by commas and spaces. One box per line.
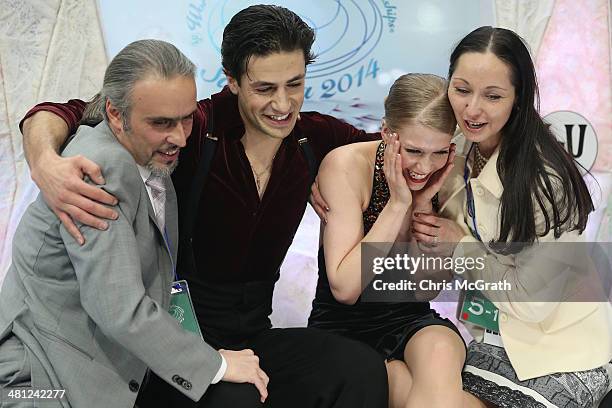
146, 158, 179, 177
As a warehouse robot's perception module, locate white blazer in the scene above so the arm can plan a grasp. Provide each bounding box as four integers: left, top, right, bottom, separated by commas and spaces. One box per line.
438, 139, 612, 380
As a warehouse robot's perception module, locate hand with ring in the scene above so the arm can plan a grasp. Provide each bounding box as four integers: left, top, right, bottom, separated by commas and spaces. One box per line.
416, 234, 439, 252
411, 213, 466, 255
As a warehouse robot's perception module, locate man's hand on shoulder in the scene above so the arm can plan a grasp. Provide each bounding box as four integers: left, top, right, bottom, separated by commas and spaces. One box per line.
34, 149, 119, 245
219, 349, 269, 403
309, 176, 330, 224
21, 109, 119, 245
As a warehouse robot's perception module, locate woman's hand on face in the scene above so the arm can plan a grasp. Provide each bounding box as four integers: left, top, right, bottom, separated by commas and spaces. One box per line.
411, 143, 456, 209
383, 133, 412, 209
411, 213, 466, 256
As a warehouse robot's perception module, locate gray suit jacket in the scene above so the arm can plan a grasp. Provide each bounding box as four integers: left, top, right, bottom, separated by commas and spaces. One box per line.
0, 122, 222, 407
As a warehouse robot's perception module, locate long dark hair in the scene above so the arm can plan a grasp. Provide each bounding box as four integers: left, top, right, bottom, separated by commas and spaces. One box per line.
448, 26, 593, 253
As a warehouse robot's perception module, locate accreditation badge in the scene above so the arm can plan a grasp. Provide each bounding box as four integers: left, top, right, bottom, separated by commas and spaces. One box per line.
169, 280, 203, 339
458, 289, 500, 333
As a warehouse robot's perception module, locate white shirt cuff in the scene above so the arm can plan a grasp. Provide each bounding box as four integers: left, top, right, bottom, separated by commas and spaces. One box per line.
211, 354, 227, 384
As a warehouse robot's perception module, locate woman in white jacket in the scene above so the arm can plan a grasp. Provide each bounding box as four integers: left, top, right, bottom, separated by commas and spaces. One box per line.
411, 26, 612, 408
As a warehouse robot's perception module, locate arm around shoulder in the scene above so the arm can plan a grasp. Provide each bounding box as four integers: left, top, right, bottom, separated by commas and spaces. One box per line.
21, 112, 118, 243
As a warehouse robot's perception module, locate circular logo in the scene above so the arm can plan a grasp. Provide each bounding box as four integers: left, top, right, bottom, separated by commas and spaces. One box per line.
544, 111, 598, 172
303, 1, 384, 79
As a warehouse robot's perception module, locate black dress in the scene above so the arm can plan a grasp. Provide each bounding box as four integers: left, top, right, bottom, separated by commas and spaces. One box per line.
308, 141, 462, 360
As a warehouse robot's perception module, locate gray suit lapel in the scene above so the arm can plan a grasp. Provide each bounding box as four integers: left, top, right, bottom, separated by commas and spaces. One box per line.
165, 177, 179, 259
147, 198, 162, 232
95, 121, 175, 278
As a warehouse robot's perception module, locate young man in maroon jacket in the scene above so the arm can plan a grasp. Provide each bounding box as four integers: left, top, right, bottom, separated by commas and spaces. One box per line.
19, 5, 386, 407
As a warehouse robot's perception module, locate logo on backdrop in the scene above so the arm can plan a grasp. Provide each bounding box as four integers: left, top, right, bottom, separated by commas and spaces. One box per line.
99, 0, 495, 107
544, 111, 598, 172
187, 0, 384, 100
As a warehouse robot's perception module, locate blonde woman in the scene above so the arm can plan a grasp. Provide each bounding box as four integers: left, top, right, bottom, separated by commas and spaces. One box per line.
308, 73, 466, 408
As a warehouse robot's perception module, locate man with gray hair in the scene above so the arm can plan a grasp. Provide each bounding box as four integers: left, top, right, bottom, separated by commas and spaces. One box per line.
0, 39, 268, 407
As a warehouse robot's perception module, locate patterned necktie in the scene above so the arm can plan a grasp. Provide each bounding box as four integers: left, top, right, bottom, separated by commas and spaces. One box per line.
145, 174, 167, 231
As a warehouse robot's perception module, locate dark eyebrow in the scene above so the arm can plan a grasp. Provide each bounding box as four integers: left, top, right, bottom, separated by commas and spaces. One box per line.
452, 77, 469, 85
146, 109, 197, 122
250, 74, 305, 87
452, 77, 508, 92
181, 109, 197, 120
484, 86, 508, 91
287, 74, 305, 83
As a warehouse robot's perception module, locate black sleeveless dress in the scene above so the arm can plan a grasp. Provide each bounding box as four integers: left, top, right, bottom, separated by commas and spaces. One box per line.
308, 141, 462, 360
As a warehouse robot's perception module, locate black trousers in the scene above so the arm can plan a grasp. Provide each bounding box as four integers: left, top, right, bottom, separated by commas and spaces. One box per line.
136, 327, 388, 407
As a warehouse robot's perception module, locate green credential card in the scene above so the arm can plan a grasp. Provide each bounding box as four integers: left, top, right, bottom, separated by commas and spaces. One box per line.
169, 280, 204, 339
458, 289, 500, 333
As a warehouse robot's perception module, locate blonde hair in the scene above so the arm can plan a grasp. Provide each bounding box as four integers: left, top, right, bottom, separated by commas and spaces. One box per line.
384, 73, 456, 135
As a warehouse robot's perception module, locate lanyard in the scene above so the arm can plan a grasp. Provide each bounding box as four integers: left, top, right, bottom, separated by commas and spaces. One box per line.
163, 226, 178, 282
463, 144, 483, 242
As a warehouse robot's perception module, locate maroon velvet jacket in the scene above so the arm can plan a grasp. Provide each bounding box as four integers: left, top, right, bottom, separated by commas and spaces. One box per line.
22, 88, 379, 346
